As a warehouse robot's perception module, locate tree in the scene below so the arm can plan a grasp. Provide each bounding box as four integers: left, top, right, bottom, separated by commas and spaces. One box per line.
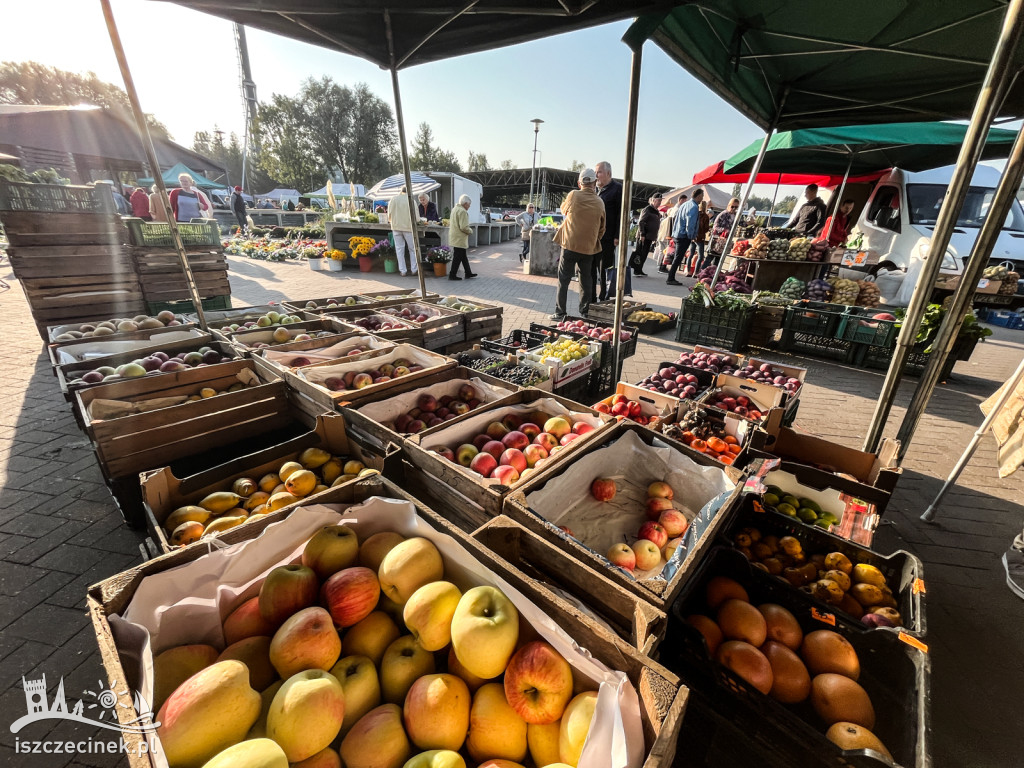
568, 159, 586, 173
499, 159, 514, 170
409, 122, 462, 173
731, 183, 742, 198
467, 151, 491, 171
776, 195, 798, 215
0, 61, 169, 138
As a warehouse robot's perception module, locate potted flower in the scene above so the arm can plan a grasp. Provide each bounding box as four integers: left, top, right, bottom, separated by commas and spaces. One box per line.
349, 236, 377, 272
325, 249, 347, 271
427, 246, 452, 277
306, 245, 326, 271
371, 238, 398, 273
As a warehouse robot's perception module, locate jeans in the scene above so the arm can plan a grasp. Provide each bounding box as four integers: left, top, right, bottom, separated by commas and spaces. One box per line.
596, 238, 615, 301
450, 246, 471, 277
688, 239, 710, 273
667, 236, 692, 281
521, 237, 530, 258
606, 266, 632, 298
234, 211, 247, 232
556, 249, 594, 318
393, 230, 418, 274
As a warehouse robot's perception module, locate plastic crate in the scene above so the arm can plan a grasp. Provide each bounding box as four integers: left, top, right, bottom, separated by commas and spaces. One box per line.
675, 302, 756, 352
0, 180, 115, 213
125, 217, 222, 247
779, 329, 858, 363
837, 306, 900, 347
981, 309, 1024, 329
145, 294, 232, 315
530, 317, 639, 359
553, 371, 592, 402
480, 329, 548, 355
783, 301, 847, 337
587, 352, 623, 398
662, 546, 929, 768
855, 337, 979, 378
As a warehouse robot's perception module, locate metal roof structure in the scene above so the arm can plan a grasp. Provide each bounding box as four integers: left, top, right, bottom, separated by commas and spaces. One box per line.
463, 166, 670, 210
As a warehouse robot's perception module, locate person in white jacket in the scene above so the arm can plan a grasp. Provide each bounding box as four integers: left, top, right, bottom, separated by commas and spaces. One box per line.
387, 187, 419, 276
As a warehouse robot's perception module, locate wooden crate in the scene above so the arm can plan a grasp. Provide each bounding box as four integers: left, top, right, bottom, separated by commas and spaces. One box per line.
453, 297, 504, 340
140, 411, 399, 552
74, 359, 285, 479
87, 475, 685, 768
250, 333, 395, 377
131, 246, 230, 303
47, 325, 205, 368
281, 294, 375, 314
401, 388, 613, 531
214, 318, 344, 351
0, 210, 126, 246
374, 301, 465, 350
502, 420, 745, 611
358, 288, 440, 304
320, 307, 425, 345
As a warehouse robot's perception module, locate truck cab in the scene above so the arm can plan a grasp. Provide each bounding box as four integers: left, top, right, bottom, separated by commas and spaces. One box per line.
854, 165, 1024, 305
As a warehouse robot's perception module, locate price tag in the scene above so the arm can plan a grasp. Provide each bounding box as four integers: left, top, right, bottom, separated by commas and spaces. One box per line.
977, 278, 990, 289
811, 607, 836, 625
752, 500, 765, 514
841, 250, 869, 267
898, 633, 928, 653
912, 578, 926, 595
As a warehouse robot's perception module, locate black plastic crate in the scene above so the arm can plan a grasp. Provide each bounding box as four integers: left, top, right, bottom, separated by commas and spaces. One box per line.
779, 329, 857, 363
552, 370, 592, 402
481, 329, 548, 355
663, 546, 930, 768
783, 301, 847, 337
837, 307, 900, 348
675, 302, 756, 353
854, 339, 976, 378
530, 317, 639, 359
720, 496, 925, 635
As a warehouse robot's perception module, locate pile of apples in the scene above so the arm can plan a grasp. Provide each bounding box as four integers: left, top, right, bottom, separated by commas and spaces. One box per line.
150, 525, 600, 768
68, 345, 232, 384
218, 310, 305, 336
551, 318, 632, 343
245, 326, 336, 350
731, 362, 802, 396
431, 412, 595, 485
303, 296, 365, 309
274, 343, 375, 370
321, 359, 426, 392
381, 304, 440, 324
161, 448, 373, 546
351, 314, 413, 333
637, 365, 705, 400
594, 393, 651, 426
705, 391, 766, 421
597, 480, 691, 573
392, 385, 483, 434
674, 350, 738, 375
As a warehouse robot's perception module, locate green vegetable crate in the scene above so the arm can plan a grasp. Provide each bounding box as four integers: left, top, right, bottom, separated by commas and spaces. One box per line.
854, 336, 980, 378
675, 303, 756, 352
779, 302, 858, 362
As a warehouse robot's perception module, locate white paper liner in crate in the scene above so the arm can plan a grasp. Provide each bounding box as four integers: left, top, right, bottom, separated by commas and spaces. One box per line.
262, 335, 394, 367
55, 330, 206, 364
419, 398, 604, 487
526, 429, 736, 582
355, 377, 513, 427
299, 344, 447, 388
112, 498, 643, 768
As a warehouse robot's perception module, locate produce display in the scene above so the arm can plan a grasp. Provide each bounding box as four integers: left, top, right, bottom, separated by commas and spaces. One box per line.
350, 314, 415, 333
594, 392, 656, 426
243, 327, 337, 350
729, 361, 802, 396
317, 358, 426, 392
787, 237, 813, 260
703, 391, 765, 422
602, 480, 689, 572
984, 264, 1009, 281
151, 526, 600, 767
534, 338, 591, 363
806, 240, 830, 262
380, 303, 445, 324
267, 342, 379, 370
51, 311, 187, 341
549, 317, 633, 343
766, 239, 791, 260
637, 364, 706, 401
998, 271, 1020, 296
668, 423, 743, 465
429, 412, 595, 484
387, 385, 485, 434
673, 349, 739, 374
454, 352, 549, 387
762, 484, 840, 530
730, 525, 903, 628
731, 239, 751, 257
626, 309, 676, 325
684, 575, 892, 759
692, 268, 753, 295
160, 449, 372, 546
217, 311, 306, 336
66, 344, 233, 384
300, 296, 367, 309
685, 283, 754, 309
778, 277, 806, 300
855, 281, 881, 307
827, 278, 860, 305
805, 279, 832, 302
437, 296, 486, 312
743, 232, 770, 259
751, 291, 793, 307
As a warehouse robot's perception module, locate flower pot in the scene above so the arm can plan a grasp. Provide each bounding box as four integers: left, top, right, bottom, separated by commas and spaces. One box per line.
358, 255, 374, 272
432, 262, 449, 277
384, 258, 399, 274
308, 258, 326, 271
326, 259, 344, 272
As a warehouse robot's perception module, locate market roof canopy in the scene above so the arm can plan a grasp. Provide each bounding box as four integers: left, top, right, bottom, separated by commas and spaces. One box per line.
366, 172, 440, 200
156, 0, 662, 69
723, 122, 1020, 176
692, 160, 884, 188
661, 184, 733, 210
137, 162, 225, 189
625, 3, 1024, 131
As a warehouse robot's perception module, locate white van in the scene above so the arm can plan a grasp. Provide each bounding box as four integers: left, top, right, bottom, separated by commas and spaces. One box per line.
844, 165, 1024, 305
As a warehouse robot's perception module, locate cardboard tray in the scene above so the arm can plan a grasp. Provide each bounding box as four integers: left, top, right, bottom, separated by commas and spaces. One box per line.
636, 361, 716, 407
46, 326, 205, 367
140, 410, 399, 553
503, 421, 745, 611
249, 333, 395, 376
697, 373, 787, 435
88, 475, 686, 768
401, 389, 613, 530
595, 382, 689, 423
518, 339, 601, 386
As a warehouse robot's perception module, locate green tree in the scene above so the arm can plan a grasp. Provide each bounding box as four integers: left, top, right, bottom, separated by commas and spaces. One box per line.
499, 159, 514, 170
0, 61, 169, 138
467, 151, 490, 171
410, 123, 462, 173
776, 195, 798, 215
568, 159, 586, 173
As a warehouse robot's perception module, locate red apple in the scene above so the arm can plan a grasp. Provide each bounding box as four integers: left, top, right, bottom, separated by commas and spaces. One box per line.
482, 440, 506, 460
559, 433, 580, 446
534, 433, 558, 452
658, 509, 690, 538
320, 566, 380, 627
438, 395, 454, 408
500, 448, 528, 474
418, 394, 438, 413
522, 444, 548, 468
646, 497, 674, 520
606, 543, 636, 572
611, 394, 628, 405
394, 413, 412, 432
571, 422, 595, 435
473, 433, 493, 451
259, 564, 318, 625
503, 641, 574, 724
450, 401, 470, 416
433, 447, 455, 461
594, 402, 611, 414
638, 521, 668, 549
470, 451, 499, 478
406, 419, 426, 434
501, 414, 523, 431
648, 481, 674, 500
458, 383, 477, 402
492, 465, 520, 485
520, 423, 541, 440
501, 430, 530, 451
590, 477, 616, 502
611, 402, 629, 417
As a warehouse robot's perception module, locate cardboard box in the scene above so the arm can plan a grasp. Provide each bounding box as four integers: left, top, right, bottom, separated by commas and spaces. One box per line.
699, 374, 787, 435
596, 382, 688, 423
518, 339, 600, 386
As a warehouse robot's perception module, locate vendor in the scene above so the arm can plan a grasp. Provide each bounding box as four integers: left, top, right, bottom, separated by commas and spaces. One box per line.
821, 199, 856, 247
417, 194, 440, 222
786, 184, 827, 235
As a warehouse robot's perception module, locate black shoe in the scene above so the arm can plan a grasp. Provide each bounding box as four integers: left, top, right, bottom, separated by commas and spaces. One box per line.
449, 275, 462, 281
466, 273, 478, 278
635, 272, 647, 277
666, 279, 683, 286
658, 267, 668, 273
550, 313, 566, 321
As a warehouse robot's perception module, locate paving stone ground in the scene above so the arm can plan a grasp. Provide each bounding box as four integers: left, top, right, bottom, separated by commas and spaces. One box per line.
1, 239, 1022, 767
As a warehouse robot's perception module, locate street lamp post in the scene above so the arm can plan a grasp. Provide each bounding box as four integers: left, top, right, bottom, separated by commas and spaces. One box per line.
528, 118, 544, 209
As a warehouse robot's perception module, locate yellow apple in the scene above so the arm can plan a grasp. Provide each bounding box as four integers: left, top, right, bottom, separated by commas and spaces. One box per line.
200, 738, 288, 768
329, 655, 381, 737
340, 703, 411, 768
292, 746, 341, 768
476, 762, 526, 768
451, 586, 519, 679
401, 750, 466, 768
503, 641, 573, 724
558, 691, 598, 767
380, 635, 436, 704
466, 683, 528, 764
302, 525, 360, 580
343, 611, 401, 665
359, 531, 406, 571
267, 669, 345, 762
378, 537, 445, 604
446, 646, 487, 693
403, 581, 462, 652
403, 673, 471, 751
528, 721, 562, 768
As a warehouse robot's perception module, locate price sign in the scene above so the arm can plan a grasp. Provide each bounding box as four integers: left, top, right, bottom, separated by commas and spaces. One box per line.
841, 250, 868, 267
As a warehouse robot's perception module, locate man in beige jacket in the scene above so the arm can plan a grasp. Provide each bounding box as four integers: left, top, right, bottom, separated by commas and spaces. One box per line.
551, 168, 605, 320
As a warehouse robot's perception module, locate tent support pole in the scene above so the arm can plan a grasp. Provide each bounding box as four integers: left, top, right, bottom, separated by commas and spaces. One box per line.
896, 122, 1024, 461
710, 89, 788, 289
767, 175, 782, 219
613, 44, 643, 381
100, 0, 208, 330
822, 152, 854, 243
386, 11, 426, 299
921, 354, 1024, 522
862, 0, 1024, 452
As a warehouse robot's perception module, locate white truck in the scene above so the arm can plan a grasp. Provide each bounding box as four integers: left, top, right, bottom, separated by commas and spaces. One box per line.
842, 164, 1024, 305
425, 172, 484, 223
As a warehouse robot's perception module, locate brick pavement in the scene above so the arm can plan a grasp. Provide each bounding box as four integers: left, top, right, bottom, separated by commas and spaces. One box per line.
1, 239, 1022, 767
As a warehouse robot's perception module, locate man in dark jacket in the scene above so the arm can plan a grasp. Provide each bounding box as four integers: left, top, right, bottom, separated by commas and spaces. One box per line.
229, 186, 247, 232
787, 184, 827, 236
595, 160, 622, 301
633, 193, 662, 276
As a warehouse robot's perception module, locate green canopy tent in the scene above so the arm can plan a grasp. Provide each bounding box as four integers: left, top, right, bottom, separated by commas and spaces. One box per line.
137, 161, 226, 189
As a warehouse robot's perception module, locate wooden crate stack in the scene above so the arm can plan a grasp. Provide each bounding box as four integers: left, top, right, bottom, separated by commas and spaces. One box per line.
0, 182, 145, 341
